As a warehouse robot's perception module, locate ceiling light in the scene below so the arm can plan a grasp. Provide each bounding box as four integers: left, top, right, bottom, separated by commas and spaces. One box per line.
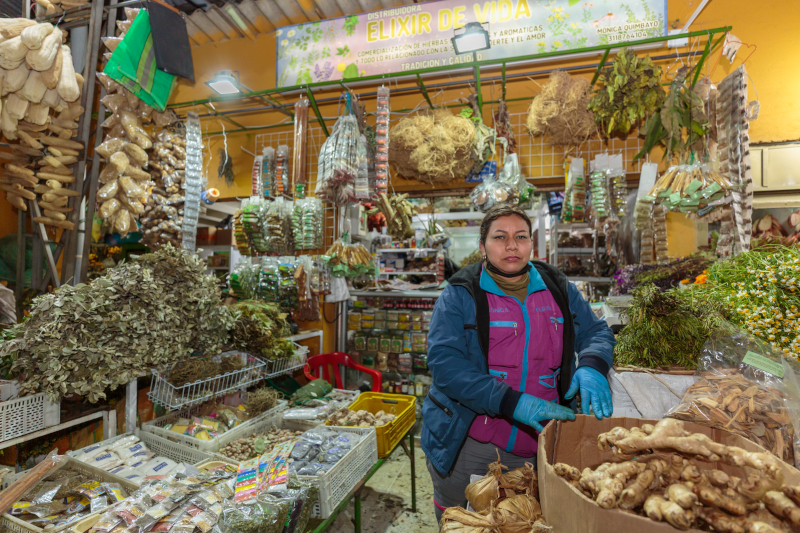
451, 22, 491, 55
206, 70, 241, 95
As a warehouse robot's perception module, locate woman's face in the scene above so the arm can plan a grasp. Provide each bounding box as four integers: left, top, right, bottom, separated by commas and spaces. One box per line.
479, 215, 532, 276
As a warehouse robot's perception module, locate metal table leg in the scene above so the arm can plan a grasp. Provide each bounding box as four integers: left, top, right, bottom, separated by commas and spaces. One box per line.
354, 491, 361, 533
410, 431, 416, 513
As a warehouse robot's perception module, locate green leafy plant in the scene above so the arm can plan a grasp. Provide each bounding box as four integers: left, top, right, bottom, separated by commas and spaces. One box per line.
588, 47, 666, 136
633, 67, 710, 162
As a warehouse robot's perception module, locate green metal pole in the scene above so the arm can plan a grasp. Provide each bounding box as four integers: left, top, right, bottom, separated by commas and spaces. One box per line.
416, 74, 435, 108
307, 87, 330, 137
203, 103, 247, 130
691, 33, 715, 88
264, 93, 295, 118
474, 52, 483, 119
354, 493, 361, 533
410, 430, 416, 513
168, 26, 731, 110
591, 49, 610, 85
501, 62, 506, 101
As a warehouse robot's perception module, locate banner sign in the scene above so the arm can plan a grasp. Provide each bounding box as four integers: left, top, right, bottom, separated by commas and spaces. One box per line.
276, 0, 666, 87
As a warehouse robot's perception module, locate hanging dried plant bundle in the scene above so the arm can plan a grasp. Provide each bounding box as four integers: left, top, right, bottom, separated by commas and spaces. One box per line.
526, 71, 597, 146
218, 148, 234, 185
390, 109, 476, 183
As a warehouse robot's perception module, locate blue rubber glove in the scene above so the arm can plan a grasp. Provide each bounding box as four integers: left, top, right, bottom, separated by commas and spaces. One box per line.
565, 367, 613, 420
512, 393, 576, 433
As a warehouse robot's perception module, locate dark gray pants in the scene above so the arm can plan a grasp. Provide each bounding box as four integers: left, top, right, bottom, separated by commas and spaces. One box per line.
425, 437, 535, 524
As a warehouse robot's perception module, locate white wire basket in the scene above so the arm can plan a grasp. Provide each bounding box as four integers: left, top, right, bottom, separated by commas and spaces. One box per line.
148, 350, 267, 410
263, 342, 309, 379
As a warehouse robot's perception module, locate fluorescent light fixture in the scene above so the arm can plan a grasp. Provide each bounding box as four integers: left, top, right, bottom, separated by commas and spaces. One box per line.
451, 22, 490, 55
206, 71, 241, 95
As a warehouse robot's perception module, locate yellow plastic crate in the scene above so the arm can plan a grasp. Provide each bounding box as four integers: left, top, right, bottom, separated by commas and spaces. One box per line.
338, 393, 416, 458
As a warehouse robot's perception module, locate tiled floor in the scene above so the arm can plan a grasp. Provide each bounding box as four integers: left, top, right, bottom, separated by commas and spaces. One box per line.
327, 440, 439, 533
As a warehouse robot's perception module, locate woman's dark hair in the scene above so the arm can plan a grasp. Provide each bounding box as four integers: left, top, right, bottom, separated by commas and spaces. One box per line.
479, 206, 533, 245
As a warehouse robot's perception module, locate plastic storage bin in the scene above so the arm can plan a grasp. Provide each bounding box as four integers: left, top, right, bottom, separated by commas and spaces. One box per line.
142, 400, 287, 452
335, 392, 416, 458
0, 392, 60, 444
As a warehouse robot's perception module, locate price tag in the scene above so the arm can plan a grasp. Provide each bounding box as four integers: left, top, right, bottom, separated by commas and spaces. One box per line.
742, 351, 784, 378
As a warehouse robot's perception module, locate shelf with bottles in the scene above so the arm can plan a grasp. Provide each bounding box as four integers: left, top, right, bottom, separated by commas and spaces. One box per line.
350, 294, 438, 310
348, 307, 433, 336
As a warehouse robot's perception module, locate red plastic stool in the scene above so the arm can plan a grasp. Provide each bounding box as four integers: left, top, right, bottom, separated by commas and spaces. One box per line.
303, 352, 382, 392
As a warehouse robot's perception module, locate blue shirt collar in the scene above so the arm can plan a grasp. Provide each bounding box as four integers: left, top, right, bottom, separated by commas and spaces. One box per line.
479, 262, 546, 298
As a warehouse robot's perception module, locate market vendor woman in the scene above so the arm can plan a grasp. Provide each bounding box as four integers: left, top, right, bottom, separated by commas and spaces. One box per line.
422, 206, 615, 521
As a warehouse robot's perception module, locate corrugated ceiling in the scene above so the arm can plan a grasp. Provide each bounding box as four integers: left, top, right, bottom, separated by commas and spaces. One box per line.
180, 0, 418, 46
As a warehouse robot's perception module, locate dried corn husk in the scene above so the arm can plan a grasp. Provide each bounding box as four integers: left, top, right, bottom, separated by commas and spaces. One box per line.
503, 463, 538, 500
465, 451, 510, 513
440, 507, 497, 533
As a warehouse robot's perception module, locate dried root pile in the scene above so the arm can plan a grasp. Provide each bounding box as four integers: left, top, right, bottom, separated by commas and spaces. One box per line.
389, 109, 476, 184
526, 71, 596, 147
328, 408, 396, 428
555, 419, 795, 532
669, 369, 795, 465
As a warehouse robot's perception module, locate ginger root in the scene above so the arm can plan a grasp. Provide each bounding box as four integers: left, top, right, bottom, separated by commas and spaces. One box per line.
667, 483, 698, 509
764, 491, 800, 526
698, 507, 747, 533
643, 494, 694, 530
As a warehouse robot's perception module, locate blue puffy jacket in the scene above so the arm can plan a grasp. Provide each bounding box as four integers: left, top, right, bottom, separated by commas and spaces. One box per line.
421, 262, 615, 475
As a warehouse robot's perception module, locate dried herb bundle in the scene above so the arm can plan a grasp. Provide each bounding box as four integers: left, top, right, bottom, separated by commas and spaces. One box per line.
3, 245, 234, 402
634, 67, 710, 162
588, 48, 666, 136
611, 254, 715, 295
218, 148, 234, 186
614, 284, 725, 370
526, 71, 596, 146
247, 386, 280, 415
230, 300, 290, 358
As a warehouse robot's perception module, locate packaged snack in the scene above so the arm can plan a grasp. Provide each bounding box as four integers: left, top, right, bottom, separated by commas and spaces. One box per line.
101, 483, 127, 503
72, 481, 105, 499
91, 495, 109, 514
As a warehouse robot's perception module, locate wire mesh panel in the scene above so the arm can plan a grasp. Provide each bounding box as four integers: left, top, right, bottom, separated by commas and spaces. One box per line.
508, 112, 648, 181
255, 126, 337, 251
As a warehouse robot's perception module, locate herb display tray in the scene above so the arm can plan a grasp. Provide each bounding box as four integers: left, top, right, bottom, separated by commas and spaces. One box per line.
0, 391, 60, 444
211, 414, 377, 519
281, 389, 360, 432
67, 429, 218, 485
0, 457, 139, 533
148, 350, 267, 410
141, 400, 288, 453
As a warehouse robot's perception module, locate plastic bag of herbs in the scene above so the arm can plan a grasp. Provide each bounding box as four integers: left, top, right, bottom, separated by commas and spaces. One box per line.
667, 321, 800, 467
614, 284, 725, 371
